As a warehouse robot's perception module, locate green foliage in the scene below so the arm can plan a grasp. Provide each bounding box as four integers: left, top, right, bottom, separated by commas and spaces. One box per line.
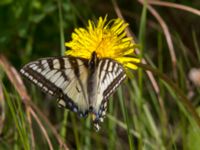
186, 109, 200, 150
3, 87, 30, 150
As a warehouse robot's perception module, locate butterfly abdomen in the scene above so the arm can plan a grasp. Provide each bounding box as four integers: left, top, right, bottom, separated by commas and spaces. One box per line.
87, 52, 99, 110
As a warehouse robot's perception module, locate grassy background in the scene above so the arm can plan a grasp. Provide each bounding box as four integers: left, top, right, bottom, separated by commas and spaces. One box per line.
0, 0, 200, 149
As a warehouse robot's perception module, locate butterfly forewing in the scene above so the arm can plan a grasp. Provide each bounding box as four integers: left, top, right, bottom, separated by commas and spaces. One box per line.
99, 59, 126, 99
91, 58, 126, 127
20, 56, 90, 116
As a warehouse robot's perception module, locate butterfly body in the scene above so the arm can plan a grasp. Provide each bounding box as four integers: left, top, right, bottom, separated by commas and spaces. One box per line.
20, 52, 126, 131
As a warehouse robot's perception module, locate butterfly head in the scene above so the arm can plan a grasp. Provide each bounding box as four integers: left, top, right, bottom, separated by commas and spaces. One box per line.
88, 51, 98, 70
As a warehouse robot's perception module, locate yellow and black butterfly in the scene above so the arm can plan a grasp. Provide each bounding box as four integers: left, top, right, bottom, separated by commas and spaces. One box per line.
20, 51, 126, 131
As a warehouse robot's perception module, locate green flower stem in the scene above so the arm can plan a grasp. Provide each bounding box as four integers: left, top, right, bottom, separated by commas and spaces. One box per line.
57, 0, 68, 141
57, 0, 65, 55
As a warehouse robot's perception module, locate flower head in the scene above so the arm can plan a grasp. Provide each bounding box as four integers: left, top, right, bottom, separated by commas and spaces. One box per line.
65, 16, 140, 70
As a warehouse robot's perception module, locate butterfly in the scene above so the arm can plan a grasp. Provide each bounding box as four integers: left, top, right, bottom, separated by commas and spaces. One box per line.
20, 51, 126, 131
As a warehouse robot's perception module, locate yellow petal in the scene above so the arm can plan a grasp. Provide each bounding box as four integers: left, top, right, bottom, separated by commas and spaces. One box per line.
65, 16, 140, 71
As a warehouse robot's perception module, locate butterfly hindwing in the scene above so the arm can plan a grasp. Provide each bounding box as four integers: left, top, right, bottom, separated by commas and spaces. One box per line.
20, 56, 89, 116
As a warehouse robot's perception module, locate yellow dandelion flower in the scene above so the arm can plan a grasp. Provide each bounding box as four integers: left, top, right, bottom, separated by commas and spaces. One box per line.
65, 16, 140, 70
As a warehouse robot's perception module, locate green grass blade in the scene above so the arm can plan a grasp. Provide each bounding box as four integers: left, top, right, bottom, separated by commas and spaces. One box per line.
3, 87, 30, 150
118, 87, 134, 150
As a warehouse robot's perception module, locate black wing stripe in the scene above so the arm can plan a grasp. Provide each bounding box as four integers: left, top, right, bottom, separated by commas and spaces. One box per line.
113, 63, 119, 74
21, 67, 59, 96
98, 59, 107, 81
47, 59, 54, 69
102, 59, 112, 82
103, 71, 126, 100
69, 58, 80, 78
59, 58, 70, 81
59, 57, 65, 69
